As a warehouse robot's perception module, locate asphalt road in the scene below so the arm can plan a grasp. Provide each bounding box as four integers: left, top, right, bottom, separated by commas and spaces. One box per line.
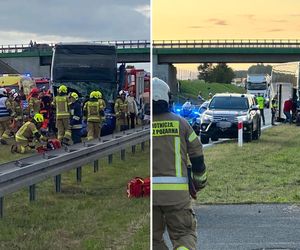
164, 204, 300, 250
195, 204, 300, 250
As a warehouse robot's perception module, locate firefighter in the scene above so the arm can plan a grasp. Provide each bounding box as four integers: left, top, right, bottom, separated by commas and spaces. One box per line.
152, 77, 207, 250
69, 92, 82, 143
11, 93, 24, 133
83, 91, 104, 140
28, 87, 41, 116
256, 93, 265, 125
0, 88, 12, 144
11, 113, 47, 153
114, 90, 128, 132
270, 98, 278, 126
53, 85, 72, 144
95, 90, 106, 114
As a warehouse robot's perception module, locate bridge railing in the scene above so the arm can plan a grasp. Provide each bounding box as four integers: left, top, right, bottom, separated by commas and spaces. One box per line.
0, 40, 150, 54
153, 39, 300, 48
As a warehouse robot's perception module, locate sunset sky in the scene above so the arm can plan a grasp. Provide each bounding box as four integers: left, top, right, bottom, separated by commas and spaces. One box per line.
152, 0, 300, 73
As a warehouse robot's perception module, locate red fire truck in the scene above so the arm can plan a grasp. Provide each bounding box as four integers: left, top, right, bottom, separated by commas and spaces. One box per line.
124, 67, 150, 106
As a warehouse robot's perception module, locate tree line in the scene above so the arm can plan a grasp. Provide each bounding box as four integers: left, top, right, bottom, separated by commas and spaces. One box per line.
197, 63, 273, 83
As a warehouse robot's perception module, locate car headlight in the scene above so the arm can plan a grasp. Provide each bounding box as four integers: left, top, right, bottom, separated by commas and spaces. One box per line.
202, 114, 213, 122
238, 115, 248, 122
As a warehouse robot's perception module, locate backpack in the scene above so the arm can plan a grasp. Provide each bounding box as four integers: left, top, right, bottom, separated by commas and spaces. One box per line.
127, 177, 150, 198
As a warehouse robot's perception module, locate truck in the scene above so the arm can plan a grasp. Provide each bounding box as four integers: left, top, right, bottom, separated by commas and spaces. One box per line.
123, 66, 150, 108
246, 74, 270, 107
270, 62, 300, 121
51, 42, 118, 135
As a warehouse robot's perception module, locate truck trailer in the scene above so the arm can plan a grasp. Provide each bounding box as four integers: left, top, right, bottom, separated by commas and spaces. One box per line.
271, 62, 300, 121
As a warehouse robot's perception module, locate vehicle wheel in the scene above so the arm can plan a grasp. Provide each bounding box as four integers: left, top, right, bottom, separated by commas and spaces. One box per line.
211, 136, 219, 141
252, 122, 260, 140
243, 127, 253, 142
200, 134, 209, 144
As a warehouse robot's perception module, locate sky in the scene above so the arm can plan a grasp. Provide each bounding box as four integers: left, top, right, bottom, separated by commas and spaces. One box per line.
0, 0, 150, 44
152, 0, 300, 74
0, 0, 150, 70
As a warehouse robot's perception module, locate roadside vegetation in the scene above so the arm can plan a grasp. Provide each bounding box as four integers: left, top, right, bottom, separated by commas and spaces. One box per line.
175, 80, 246, 104
0, 145, 150, 250
199, 125, 300, 204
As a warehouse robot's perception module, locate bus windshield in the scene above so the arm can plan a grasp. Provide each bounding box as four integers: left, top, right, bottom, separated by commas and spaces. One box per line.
51, 43, 118, 103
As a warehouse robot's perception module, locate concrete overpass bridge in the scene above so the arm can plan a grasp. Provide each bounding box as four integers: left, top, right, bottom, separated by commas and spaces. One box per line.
0, 40, 150, 77
153, 39, 300, 92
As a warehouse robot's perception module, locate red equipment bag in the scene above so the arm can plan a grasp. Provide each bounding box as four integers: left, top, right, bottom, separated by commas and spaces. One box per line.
47, 139, 61, 150
127, 177, 144, 198
127, 177, 151, 198
143, 177, 150, 197
36, 139, 62, 154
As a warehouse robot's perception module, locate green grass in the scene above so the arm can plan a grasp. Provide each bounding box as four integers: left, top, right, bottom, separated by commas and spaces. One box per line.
175, 80, 246, 104
199, 125, 300, 204
0, 145, 150, 250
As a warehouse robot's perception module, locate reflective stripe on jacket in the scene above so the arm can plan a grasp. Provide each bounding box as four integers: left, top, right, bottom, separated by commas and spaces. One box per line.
55, 95, 70, 118
152, 112, 203, 206
16, 121, 39, 141
256, 96, 265, 109
84, 100, 101, 122
114, 98, 128, 115
0, 97, 10, 117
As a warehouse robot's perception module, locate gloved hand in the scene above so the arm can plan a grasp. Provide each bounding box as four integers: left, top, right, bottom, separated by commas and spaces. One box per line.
40, 135, 48, 142
187, 167, 197, 199
192, 172, 207, 191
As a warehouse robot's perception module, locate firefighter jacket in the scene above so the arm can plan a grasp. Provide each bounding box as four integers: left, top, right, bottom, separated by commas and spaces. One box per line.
114, 97, 128, 117
98, 98, 106, 112
83, 99, 104, 123
12, 101, 23, 120
53, 95, 70, 119
70, 100, 83, 129
256, 96, 265, 109
15, 121, 39, 141
0, 97, 10, 118
5, 97, 14, 114
29, 96, 41, 115
152, 112, 203, 206
271, 100, 278, 113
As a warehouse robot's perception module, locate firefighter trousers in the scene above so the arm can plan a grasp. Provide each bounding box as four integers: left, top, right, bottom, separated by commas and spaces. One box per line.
71, 128, 82, 144
0, 117, 11, 141
115, 116, 128, 132
87, 121, 100, 140
56, 118, 72, 141
13, 138, 35, 154
153, 201, 197, 250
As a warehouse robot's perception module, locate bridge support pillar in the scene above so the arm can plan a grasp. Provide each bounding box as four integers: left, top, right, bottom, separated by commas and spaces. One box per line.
153, 54, 178, 94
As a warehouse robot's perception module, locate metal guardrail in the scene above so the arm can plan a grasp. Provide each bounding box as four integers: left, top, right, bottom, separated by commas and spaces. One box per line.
0, 126, 150, 217
153, 39, 300, 49
0, 40, 150, 53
